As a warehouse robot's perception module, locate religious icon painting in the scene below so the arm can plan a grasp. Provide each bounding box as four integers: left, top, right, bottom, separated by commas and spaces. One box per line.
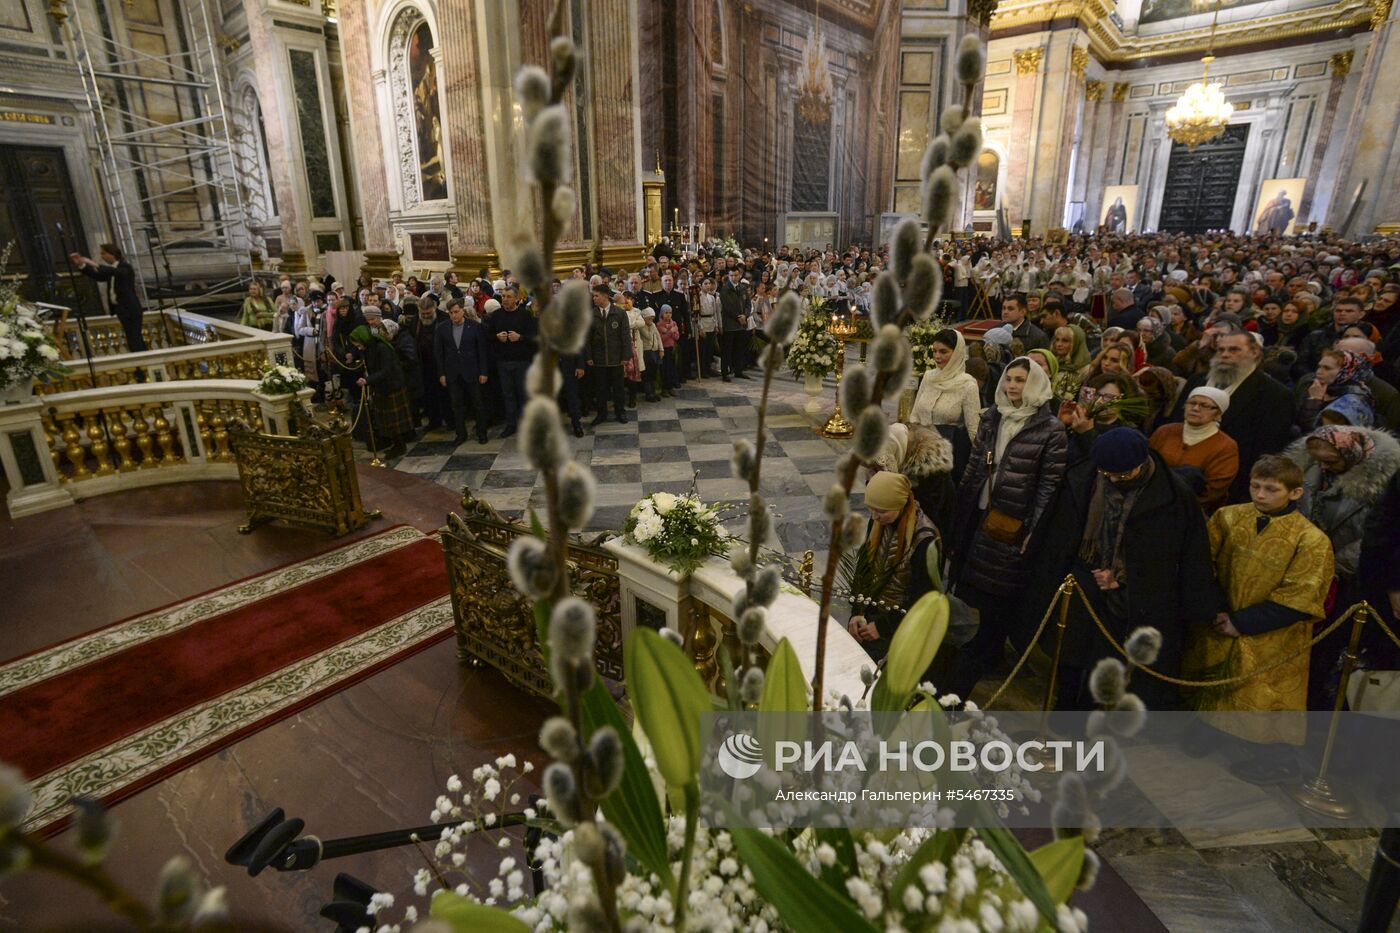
1100, 184, 1139, 234
1252, 177, 1306, 236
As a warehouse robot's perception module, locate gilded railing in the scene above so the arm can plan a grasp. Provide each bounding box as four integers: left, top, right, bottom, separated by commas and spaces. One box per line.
7, 381, 307, 508
38, 308, 292, 395
441, 489, 624, 699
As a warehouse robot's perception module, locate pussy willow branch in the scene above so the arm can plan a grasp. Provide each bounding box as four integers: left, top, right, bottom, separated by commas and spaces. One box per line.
13, 834, 155, 929
923, 78, 979, 253
811, 377, 890, 711
742, 341, 782, 671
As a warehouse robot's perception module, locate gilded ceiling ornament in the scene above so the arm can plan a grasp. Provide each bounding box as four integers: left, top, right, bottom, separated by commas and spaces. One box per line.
1085, 79, 1104, 101
1329, 50, 1354, 76
46, 0, 67, 26
1014, 48, 1044, 75
1071, 47, 1090, 77
1112, 81, 1130, 102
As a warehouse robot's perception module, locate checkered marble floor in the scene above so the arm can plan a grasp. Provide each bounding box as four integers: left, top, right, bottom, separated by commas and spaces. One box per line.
359, 367, 865, 562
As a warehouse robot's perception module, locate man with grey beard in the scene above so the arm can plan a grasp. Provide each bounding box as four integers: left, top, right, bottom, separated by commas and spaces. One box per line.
1174, 328, 1293, 502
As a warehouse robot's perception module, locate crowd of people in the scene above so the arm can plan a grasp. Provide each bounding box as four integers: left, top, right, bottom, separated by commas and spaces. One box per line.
240, 230, 1400, 781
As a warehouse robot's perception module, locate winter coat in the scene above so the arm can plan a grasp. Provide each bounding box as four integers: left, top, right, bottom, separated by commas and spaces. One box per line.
871, 424, 958, 546
1285, 429, 1400, 581
392, 328, 421, 399
1016, 454, 1221, 686
588, 303, 634, 367
952, 405, 1068, 593
360, 338, 405, 392
1174, 366, 1294, 502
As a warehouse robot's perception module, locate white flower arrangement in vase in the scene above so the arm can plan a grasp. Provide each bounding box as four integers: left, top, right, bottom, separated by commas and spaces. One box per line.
623, 492, 728, 575
0, 245, 68, 397
255, 363, 309, 396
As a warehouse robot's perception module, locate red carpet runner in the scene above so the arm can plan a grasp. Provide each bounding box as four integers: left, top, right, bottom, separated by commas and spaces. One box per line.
0, 526, 453, 833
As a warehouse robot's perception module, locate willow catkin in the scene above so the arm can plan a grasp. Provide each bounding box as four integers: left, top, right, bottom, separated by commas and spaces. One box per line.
550, 36, 577, 86
527, 105, 571, 186
871, 325, 904, 373
521, 396, 567, 470
872, 271, 902, 328
549, 597, 597, 662
890, 218, 922, 283
853, 406, 889, 460
839, 364, 872, 416
557, 460, 596, 530
515, 66, 550, 122
767, 291, 803, 344
949, 118, 983, 169
957, 34, 985, 86
920, 134, 950, 184
923, 165, 957, 232
903, 253, 943, 320
551, 185, 577, 226
940, 105, 966, 135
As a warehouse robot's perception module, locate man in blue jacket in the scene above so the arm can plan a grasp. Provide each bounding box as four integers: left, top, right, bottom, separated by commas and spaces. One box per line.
434, 300, 491, 445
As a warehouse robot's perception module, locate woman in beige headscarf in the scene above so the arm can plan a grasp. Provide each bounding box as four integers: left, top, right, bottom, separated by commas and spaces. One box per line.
846, 471, 940, 661
908, 328, 981, 479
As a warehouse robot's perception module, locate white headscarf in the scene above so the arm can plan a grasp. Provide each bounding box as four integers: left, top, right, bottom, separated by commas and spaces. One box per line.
991, 358, 1054, 472
910, 330, 977, 427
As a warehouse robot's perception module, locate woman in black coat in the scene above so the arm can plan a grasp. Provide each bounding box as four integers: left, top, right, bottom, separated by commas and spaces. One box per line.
949, 358, 1068, 698
1016, 432, 1220, 710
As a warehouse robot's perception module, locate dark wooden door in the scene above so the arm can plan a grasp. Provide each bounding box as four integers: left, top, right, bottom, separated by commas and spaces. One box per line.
1157, 124, 1250, 234
0, 145, 99, 310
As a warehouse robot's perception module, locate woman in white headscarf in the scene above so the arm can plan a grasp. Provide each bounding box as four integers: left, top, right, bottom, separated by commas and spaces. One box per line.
949, 358, 1068, 698
908, 328, 982, 479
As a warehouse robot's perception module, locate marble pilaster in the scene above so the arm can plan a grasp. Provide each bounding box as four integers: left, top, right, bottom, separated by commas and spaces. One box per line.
1004, 47, 1044, 231
241, 0, 306, 268
586, 0, 643, 247
438, 0, 494, 250
1328, 2, 1400, 232
334, 0, 396, 270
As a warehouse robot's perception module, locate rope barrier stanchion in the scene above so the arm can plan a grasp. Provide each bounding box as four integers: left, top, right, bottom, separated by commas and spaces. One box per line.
1022, 575, 1076, 772
363, 385, 385, 468
981, 576, 1061, 711
1288, 602, 1376, 820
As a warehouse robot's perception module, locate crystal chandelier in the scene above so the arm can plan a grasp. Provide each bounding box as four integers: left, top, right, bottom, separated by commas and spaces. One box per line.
1166, 1, 1233, 149
797, 7, 832, 125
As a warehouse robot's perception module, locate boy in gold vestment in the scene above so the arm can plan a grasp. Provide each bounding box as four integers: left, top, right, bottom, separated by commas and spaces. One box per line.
1185, 455, 1334, 784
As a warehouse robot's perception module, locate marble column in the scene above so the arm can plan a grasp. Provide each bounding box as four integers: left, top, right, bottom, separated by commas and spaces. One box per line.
1328, 1, 1400, 232
241, 0, 306, 272
586, 0, 643, 259
1005, 46, 1044, 234
335, 0, 397, 276
1099, 82, 1131, 190
437, 0, 494, 253
1071, 80, 1104, 225
1297, 51, 1352, 225
1034, 42, 1089, 229
1082, 79, 1114, 226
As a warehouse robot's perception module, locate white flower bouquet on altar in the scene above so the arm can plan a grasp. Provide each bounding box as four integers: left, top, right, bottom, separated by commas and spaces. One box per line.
0, 244, 68, 393
623, 492, 728, 575
786, 306, 840, 379
256, 363, 309, 396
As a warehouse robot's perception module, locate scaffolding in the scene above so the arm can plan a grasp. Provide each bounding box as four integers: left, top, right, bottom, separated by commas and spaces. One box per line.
59, 0, 251, 304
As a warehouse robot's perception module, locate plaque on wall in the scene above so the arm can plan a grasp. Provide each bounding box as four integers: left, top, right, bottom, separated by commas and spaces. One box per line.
264, 236, 283, 259
409, 232, 451, 262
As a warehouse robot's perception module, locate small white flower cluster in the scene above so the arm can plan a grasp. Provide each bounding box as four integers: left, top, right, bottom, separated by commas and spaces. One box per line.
0, 294, 66, 387
256, 363, 309, 395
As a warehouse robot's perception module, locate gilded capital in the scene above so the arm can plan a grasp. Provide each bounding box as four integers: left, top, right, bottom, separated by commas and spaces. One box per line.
1085, 79, 1104, 101
1071, 47, 1090, 77
1112, 81, 1130, 102
1330, 50, 1354, 76
1014, 48, 1045, 75
46, 0, 67, 26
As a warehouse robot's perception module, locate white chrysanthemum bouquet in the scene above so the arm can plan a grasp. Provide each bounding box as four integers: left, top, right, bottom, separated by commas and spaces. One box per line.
623, 492, 728, 575
0, 244, 68, 392
255, 363, 309, 396
786, 306, 840, 379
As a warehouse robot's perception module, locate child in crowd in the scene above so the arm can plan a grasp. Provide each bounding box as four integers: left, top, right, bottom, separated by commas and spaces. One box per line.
656, 304, 679, 397
1185, 454, 1334, 784
640, 307, 663, 403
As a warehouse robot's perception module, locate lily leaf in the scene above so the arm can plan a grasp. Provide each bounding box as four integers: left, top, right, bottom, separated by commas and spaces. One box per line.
730, 828, 879, 933
976, 824, 1060, 926
1029, 835, 1085, 905
810, 826, 858, 901
430, 892, 530, 932
625, 627, 711, 788
579, 678, 676, 892
760, 638, 807, 712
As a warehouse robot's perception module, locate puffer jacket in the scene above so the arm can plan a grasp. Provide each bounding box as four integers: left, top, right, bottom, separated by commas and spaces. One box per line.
1285, 428, 1400, 581
952, 406, 1068, 593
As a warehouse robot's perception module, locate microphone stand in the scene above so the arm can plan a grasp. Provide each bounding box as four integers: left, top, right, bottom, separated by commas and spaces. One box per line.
53, 223, 100, 390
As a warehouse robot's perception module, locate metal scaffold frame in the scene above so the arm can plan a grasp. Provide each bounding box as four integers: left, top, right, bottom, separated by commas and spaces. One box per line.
58, 0, 251, 304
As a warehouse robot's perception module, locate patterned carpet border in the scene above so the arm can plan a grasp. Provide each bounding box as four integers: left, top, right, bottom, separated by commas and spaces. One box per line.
0, 525, 427, 698
22, 595, 454, 833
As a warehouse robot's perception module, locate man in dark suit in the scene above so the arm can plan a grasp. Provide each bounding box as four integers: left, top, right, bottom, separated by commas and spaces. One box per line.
433, 299, 491, 445
654, 272, 691, 383
587, 282, 632, 425
1174, 329, 1293, 502
1001, 293, 1048, 351
718, 267, 750, 381
70, 243, 145, 351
